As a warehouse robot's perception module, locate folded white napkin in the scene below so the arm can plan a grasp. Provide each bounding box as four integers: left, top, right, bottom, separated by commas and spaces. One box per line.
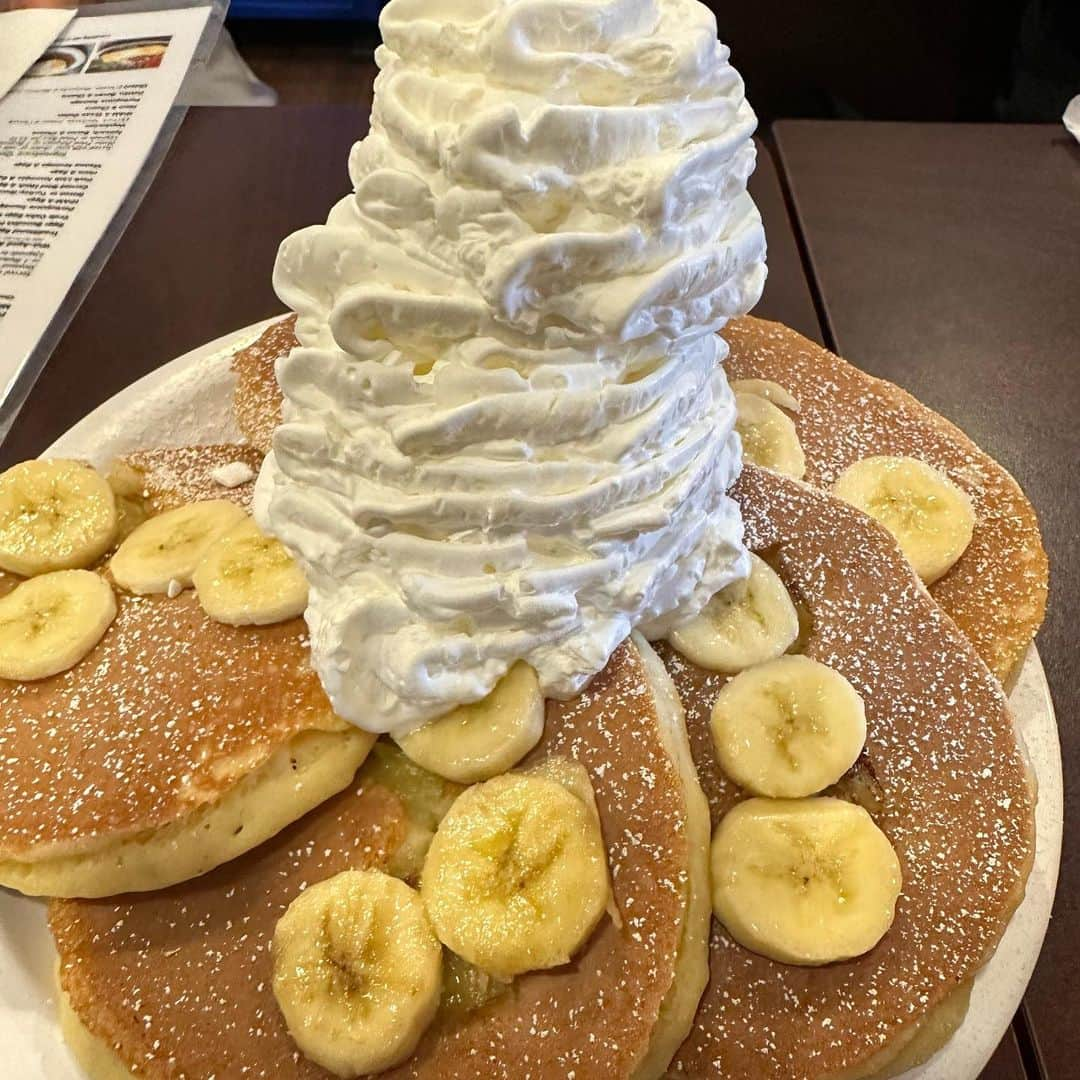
0, 8, 75, 101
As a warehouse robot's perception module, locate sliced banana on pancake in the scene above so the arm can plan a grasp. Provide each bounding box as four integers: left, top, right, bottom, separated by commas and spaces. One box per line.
711, 796, 902, 966
104, 460, 152, 544
421, 767, 610, 978
0, 459, 117, 576
711, 654, 866, 798
53, 637, 711, 1079
193, 516, 308, 626
110, 499, 246, 595
734, 391, 806, 479
395, 662, 544, 783
730, 378, 801, 413
668, 552, 799, 674
272, 869, 442, 1077
48, 639, 708, 1080
0, 570, 116, 681
662, 466, 1035, 1078
833, 455, 975, 584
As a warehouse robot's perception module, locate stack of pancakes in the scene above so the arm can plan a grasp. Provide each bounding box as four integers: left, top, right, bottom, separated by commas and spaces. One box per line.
2, 317, 1046, 1079
0, 449, 374, 900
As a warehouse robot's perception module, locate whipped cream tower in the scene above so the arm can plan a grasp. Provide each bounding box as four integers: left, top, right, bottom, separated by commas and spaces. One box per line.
258, 0, 767, 732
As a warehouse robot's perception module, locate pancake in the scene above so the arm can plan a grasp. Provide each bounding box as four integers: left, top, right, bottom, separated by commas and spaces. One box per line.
0, 445, 372, 898
52, 636, 712, 1079
232, 316, 293, 453
725, 316, 1048, 685
658, 465, 1036, 1079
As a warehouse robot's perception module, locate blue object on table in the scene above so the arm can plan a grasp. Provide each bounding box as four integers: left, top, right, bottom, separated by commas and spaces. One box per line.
229, 0, 385, 18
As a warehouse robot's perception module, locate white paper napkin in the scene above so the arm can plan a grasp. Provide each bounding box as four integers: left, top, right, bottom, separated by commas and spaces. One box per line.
1065, 95, 1080, 145
0, 8, 75, 101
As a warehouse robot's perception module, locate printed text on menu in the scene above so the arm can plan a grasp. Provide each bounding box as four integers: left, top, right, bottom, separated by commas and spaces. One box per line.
0, 7, 212, 407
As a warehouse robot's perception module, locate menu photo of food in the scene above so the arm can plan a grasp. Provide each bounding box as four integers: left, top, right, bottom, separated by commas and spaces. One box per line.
25, 45, 92, 78
85, 36, 172, 74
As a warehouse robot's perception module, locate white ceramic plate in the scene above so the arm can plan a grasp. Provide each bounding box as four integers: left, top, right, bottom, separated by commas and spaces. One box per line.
0, 325, 1062, 1078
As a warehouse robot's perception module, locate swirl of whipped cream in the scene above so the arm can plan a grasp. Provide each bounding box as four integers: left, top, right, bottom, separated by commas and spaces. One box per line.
258, 0, 766, 733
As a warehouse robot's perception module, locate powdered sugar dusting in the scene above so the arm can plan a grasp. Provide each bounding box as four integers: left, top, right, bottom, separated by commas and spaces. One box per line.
124, 445, 264, 512
231, 317, 292, 454
663, 466, 1036, 1078
51, 642, 699, 1079
0, 589, 338, 856
0, 443, 319, 856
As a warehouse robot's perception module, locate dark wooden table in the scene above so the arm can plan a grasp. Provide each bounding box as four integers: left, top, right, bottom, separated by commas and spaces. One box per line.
1, 107, 1072, 1079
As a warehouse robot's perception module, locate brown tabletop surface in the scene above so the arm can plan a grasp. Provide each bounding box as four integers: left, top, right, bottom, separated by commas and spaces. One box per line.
0, 107, 1049, 1078
775, 117, 1080, 1080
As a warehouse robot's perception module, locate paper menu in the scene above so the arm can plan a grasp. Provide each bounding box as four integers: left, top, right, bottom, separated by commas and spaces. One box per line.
0, 5, 214, 437
0, 9, 76, 101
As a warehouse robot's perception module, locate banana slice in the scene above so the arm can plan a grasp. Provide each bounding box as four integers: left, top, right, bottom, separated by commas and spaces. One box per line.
272, 869, 442, 1077
193, 516, 308, 626
0, 459, 117, 577
711, 796, 902, 966
668, 553, 799, 674
395, 662, 545, 784
710, 654, 867, 798
421, 769, 610, 978
0, 570, 116, 681
832, 456, 975, 584
730, 378, 801, 413
105, 460, 151, 544
109, 500, 246, 595
734, 391, 806, 479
